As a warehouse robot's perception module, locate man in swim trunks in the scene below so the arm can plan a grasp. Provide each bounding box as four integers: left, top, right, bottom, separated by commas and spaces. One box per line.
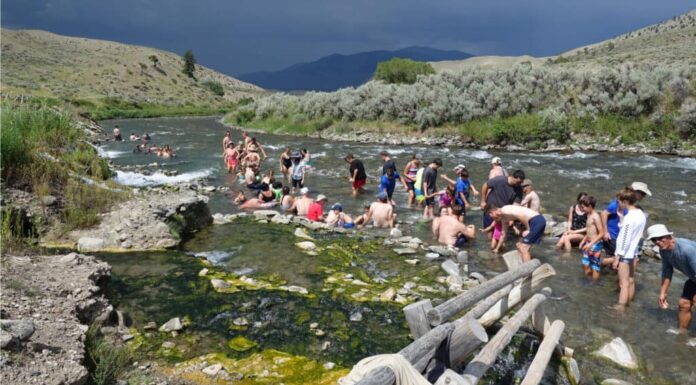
288, 187, 314, 216
380, 151, 397, 175
345, 154, 367, 197
488, 156, 507, 180
488, 204, 546, 262
362, 192, 396, 228
649, 224, 696, 333
480, 170, 525, 240
432, 204, 476, 247
578, 195, 604, 281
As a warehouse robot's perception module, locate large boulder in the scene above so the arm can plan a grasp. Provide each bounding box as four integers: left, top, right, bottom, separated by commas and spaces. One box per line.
593, 337, 639, 369
77, 237, 105, 252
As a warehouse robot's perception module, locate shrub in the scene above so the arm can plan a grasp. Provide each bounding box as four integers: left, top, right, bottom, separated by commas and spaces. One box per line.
374, 58, 435, 84
85, 326, 131, 385
676, 98, 696, 139
201, 80, 224, 96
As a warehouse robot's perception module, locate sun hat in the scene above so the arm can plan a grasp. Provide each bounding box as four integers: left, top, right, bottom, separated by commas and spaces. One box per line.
453, 164, 466, 171
316, 194, 327, 201
630, 182, 652, 197
491, 156, 502, 165
647, 224, 673, 240
331, 203, 343, 211
300, 187, 309, 195
521, 179, 533, 187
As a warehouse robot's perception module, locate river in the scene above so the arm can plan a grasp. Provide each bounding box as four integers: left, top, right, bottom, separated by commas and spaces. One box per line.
99, 116, 695, 385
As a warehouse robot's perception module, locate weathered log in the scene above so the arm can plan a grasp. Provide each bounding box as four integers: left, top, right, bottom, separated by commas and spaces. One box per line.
460, 288, 551, 385
354, 323, 455, 385
434, 369, 469, 385
478, 264, 556, 328
427, 259, 541, 326
465, 285, 513, 320
532, 303, 551, 336
449, 317, 489, 370
520, 320, 566, 385
403, 299, 433, 339
502, 250, 523, 271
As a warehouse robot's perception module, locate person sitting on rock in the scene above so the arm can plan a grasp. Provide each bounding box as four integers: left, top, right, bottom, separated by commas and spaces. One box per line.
361, 192, 397, 228
433, 204, 475, 248
287, 187, 313, 216
326, 203, 354, 228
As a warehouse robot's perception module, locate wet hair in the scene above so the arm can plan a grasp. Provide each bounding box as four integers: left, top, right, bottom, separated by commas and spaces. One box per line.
261, 184, 270, 192
460, 169, 469, 178
578, 195, 596, 209
272, 181, 282, 189
617, 188, 637, 205
576, 192, 588, 203
512, 170, 526, 180
282, 186, 290, 195
432, 158, 443, 167
488, 204, 500, 212
451, 204, 463, 216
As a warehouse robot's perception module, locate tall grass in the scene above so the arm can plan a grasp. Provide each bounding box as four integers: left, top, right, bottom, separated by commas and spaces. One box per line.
85, 326, 131, 385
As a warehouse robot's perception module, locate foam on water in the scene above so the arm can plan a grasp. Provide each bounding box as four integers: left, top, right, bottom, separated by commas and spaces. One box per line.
465, 150, 494, 160
557, 168, 611, 180
264, 144, 285, 150
105, 150, 130, 158
672, 157, 696, 170
190, 250, 235, 265
673, 190, 688, 197
113, 168, 214, 186
534, 152, 595, 160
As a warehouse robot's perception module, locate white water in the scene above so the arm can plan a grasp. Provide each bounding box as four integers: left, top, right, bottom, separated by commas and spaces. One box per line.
113, 169, 214, 187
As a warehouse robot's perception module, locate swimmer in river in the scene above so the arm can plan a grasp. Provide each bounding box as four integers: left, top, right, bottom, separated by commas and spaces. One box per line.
279, 147, 293, 181
361, 192, 397, 228
287, 187, 314, 216
113, 126, 123, 141
326, 203, 354, 228
279, 186, 294, 211
130, 132, 140, 141
247, 137, 267, 160
488, 204, 546, 262
433, 204, 475, 247
223, 142, 239, 174
345, 154, 367, 197
222, 131, 231, 151
578, 195, 604, 281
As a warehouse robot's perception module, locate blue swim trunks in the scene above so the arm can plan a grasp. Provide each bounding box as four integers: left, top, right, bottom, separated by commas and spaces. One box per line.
582, 242, 603, 272
522, 215, 546, 245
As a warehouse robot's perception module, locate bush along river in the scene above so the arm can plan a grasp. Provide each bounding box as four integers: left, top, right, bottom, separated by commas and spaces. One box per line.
98, 116, 696, 385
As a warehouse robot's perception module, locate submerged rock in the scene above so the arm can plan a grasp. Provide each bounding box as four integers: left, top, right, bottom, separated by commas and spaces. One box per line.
159, 318, 183, 333
202, 363, 223, 376
349, 312, 363, 322
228, 336, 257, 352
601, 379, 634, 385
295, 241, 317, 251
293, 227, 314, 240
389, 228, 403, 238
393, 247, 417, 255
428, 245, 456, 257
424, 253, 440, 261
253, 210, 280, 219
593, 337, 639, 369
211, 279, 231, 289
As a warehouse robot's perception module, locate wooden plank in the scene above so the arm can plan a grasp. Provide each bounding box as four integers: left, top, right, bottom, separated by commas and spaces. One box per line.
464, 285, 513, 320
478, 264, 556, 328
427, 259, 542, 326
460, 288, 551, 385
502, 250, 523, 271
520, 320, 566, 385
449, 317, 489, 369
532, 303, 551, 336
434, 369, 470, 385
403, 300, 433, 339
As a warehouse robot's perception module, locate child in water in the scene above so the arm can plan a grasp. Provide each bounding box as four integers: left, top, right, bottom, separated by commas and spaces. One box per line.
480, 219, 504, 253
578, 195, 604, 281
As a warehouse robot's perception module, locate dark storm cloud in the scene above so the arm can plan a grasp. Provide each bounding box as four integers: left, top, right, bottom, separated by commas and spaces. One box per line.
2, 1, 694, 75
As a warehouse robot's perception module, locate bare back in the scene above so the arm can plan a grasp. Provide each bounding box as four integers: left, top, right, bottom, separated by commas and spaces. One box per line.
295, 197, 313, 216
500, 205, 539, 227
369, 202, 393, 228
436, 215, 471, 246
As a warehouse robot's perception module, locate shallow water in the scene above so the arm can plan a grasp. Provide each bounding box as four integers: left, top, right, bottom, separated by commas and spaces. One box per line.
101, 116, 695, 384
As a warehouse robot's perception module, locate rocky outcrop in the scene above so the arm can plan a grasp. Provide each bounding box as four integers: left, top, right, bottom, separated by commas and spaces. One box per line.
0, 253, 112, 385
67, 190, 212, 252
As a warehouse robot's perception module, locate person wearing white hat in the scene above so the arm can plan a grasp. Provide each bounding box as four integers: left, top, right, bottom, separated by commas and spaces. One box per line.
287, 187, 313, 216
648, 224, 696, 332
488, 156, 508, 180
630, 181, 652, 199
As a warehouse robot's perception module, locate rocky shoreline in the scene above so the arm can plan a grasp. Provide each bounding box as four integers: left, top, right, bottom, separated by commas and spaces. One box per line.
223, 120, 696, 157
1, 253, 112, 385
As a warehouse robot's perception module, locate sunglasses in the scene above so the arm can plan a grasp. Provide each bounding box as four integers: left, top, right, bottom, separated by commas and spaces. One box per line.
652, 236, 670, 242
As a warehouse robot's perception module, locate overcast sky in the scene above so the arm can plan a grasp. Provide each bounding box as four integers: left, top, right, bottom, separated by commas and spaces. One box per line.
2, 1, 694, 75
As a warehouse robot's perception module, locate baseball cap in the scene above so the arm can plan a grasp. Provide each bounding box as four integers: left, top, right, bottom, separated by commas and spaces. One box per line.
521, 179, 533, 187
491, 156, 502, 165
647, 224, 673, 240
300, 187, 309, 195
453, 164, 466, 171
316, 194, 327, 201
331, 203, 343, 211
377, 191, 388, 200
630, 182, 652, 197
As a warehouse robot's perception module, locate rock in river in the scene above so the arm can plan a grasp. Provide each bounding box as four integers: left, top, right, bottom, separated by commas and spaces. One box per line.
295, 241, 317, 251
159, 317, 183, 333
593, 337, 639, 369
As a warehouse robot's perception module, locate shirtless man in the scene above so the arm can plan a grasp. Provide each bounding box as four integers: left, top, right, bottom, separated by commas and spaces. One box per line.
222, 131, 232, 151
242, 132, 252, 148
244, 148, 261, 170
578, 195, 604, 280
432, 205, 476, 247
520, 179, 541, 212
113, 126, 123, 141
488, 157, 507, 180
489, 204, 546, 262
361, 192, 396, 228
287, 187, 314, 216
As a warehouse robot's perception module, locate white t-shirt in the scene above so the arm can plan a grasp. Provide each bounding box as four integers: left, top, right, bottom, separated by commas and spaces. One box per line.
291, 161, 306, 180
615, 208, 646, 260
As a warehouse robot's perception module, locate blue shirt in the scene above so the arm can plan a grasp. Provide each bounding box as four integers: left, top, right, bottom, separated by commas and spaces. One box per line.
605, 198, 627, 239
455, 178, 471, 206
380, 172, 399, 194
660, 238, 696, 283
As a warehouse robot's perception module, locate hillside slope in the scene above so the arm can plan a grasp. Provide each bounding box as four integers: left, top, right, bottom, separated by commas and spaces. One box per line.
237, 46, 474, 91
1, 29, 264, 105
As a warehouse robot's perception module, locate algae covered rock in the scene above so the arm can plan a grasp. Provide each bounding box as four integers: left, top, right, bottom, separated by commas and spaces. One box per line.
296, 241, 317, 251
593, 337, 639, 369
228, 336, 258, 352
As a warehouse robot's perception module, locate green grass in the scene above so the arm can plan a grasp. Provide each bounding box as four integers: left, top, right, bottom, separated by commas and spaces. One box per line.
85, 326, 131, 385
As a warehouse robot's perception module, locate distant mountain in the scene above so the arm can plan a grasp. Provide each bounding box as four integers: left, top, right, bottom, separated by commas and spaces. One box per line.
237, 46, 474, 91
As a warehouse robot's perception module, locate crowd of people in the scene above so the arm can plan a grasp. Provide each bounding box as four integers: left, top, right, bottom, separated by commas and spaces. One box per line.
220, 131, 694, 334
110, 125, 175, 157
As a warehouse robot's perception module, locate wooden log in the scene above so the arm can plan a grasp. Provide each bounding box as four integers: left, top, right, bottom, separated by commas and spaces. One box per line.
478, 264, 556, 328
427, 259, 541, 326
465, 285, 513, 320
520, 320, 566, 385
449, 316, 489, 370
403, 300, 433, 339
532, 303, 551, 336
434, 369, 469, 385
502, 250, 523, 271
353, 323, 455, 385
460, 288, 551, 385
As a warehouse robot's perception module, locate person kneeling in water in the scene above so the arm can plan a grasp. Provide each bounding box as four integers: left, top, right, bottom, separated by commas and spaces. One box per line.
488, 204, 546, 262
433, 204, 475, 248
326, 203, 354, 229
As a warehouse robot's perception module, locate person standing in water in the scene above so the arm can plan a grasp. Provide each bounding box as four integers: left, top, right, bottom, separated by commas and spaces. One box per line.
520, 179, 541, 212
648, 224, 696, 334
222, 131, 232, 151
422, 158, 443, 220
488, 156, 507, 180
403, 156, 420, 208
290, 152, 306, 192
488, 204, 546, 262
612, 188, 646, 310
345, 154, 367, 197
113, 126, 123, 141
578, 196, 604, 281
279, 147, 293, 181
223, 143, 239, 174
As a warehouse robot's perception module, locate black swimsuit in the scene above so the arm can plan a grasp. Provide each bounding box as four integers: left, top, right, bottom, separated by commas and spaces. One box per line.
260, 192, 274, 203
282, 156, 292, 168
570, 205, 587, 230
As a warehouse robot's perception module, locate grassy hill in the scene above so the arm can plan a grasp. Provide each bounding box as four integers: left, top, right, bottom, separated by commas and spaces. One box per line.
1, 29, 264, 117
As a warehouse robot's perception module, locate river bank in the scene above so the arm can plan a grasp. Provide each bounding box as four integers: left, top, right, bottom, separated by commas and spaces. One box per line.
221, 115, 696, 157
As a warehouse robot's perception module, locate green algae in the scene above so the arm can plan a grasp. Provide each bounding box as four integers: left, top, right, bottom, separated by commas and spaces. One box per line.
228, 336, 258, 352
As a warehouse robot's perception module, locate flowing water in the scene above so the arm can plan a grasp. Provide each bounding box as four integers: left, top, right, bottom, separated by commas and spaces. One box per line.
100, 116, 695, 384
